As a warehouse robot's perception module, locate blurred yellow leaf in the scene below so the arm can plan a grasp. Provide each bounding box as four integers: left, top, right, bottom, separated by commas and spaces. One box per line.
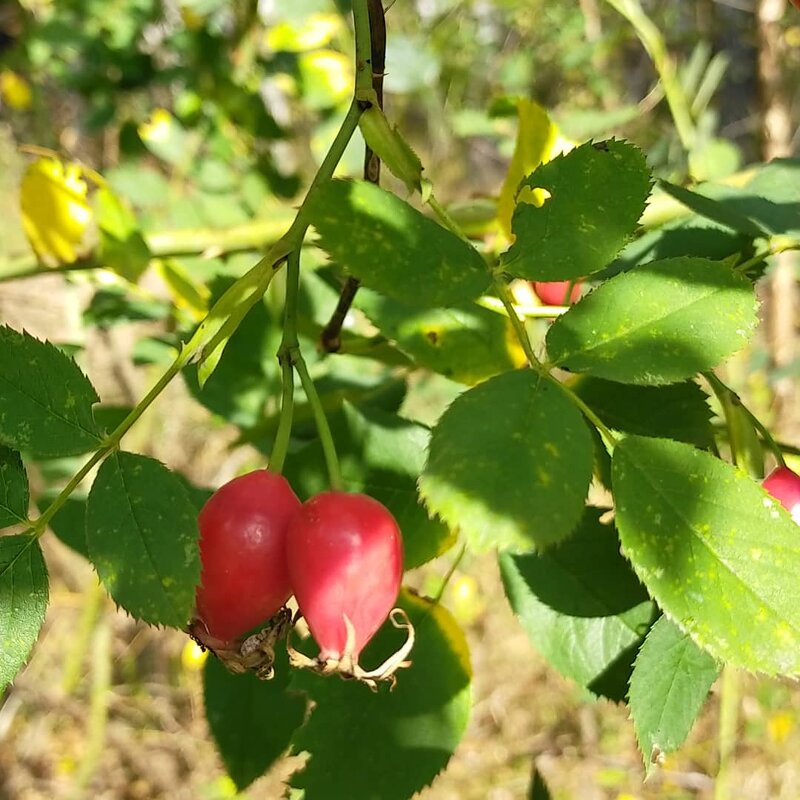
498, 99, 575, 240
20, 157, 93, 265
0, 70, 32, 110
266, 13, 343, 52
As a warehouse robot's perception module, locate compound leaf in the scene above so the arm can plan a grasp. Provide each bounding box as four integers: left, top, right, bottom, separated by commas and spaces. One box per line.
629, 616, 719, 773
499, 509, 654, 700
546, 258, 758, 385
0, 326, 101, 457
0, 535, 48, 693
613, 436, 800, 675
308, 179, 489, 307
420, 370, 593, 553
501, 139, 651, 280
86, 452, 200, 627
289, 591, 471, 800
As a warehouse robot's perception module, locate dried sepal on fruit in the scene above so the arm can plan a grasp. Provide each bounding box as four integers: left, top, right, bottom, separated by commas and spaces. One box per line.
285, 491, 414, 689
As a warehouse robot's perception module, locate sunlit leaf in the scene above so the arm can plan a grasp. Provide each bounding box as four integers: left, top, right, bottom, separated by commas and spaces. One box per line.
613, 436, 800, 675
20, 157, 92, 265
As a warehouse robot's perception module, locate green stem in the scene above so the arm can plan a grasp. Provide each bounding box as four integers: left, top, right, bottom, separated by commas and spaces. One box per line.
492, 275, 618, 449
704, 371, 785, 468
426, 194, 473, 244
270, 248, 302, 474
734, 241, 800, 274
0, 215, 296, 284
432, 544, 467, 606
715, 664, 740, 800
294, 354, 343, 491
31, 342, 195, 538
352, 0, 375, 98
602, 0, 695, 151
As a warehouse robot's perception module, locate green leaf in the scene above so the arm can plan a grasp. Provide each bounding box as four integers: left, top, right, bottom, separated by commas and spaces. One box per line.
284, 404, 454, 569
0, 535, 48, 693
205, 646, 306, 791
546, 258, 758, 385
420, 370, 593, 553
0, 447, 29, 529
499, 510, 655, 700
289, 591, 472, 800
571, 377, 714, 448
86, 452, 200, 628
0, 326, 101, 457
308, 179, 489, 307
629, 616, 719, 773
95, 186, 152, 282
184, 288, 280, 427
83, 288, 170, 329
657, 180, 766, 237
357, 289, 524, 385
602, 217, 755, 281
612, 436, 800, 675
501, 140, 652, 280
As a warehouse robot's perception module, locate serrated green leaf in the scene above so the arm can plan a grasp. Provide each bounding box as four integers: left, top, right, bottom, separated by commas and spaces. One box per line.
284, 404, 454, 568
86, 452, 200, 627
308, 179, 489, 307
205, 646, 306, 790
602, 217, 755, 281
501, 139, 652, 280
613, 436, 800, 675
0, 447, 29, 529
420, 370, 593, 553
629, 616, 719, 773
0, 326, 101, 457
0, 535, 48, 693
499, 510, 654, 700
571, 377, 714, 448
657, 180, 767, 237
546, 258, 758, 385
289, 590, 471, 800
357, 289, 524, 385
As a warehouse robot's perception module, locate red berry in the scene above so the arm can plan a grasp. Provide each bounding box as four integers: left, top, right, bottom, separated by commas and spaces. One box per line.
287, 492, 403, 662
532, 280, 582, 306
762, 466, 800, 524
195, 470, 300, 641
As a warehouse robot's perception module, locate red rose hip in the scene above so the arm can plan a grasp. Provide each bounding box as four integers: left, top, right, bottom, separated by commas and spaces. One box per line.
763, 466, 800, 524
532, 280, 582, 306
287, 491, 403, 662
195, 470, 300, 641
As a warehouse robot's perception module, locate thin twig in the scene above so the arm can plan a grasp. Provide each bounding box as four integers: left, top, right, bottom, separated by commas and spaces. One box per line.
320, 0, 386, 353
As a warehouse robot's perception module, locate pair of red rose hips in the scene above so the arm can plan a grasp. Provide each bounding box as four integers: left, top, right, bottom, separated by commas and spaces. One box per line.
194, 471, 403, 669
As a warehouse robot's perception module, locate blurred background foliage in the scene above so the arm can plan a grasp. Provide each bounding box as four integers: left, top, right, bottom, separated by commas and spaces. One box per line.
1, 1, 800, 798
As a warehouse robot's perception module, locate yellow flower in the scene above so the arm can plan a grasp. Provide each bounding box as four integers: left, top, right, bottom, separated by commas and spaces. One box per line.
0, 70, 32, 110
20, 157, 93, 265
